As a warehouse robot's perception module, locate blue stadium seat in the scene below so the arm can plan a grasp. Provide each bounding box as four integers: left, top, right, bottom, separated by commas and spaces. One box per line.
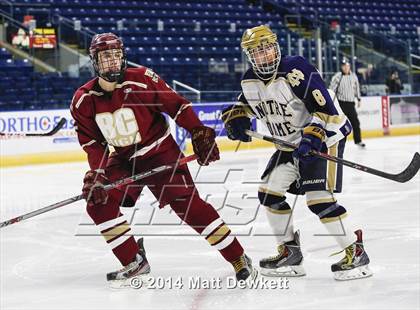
3, 0, 418, 108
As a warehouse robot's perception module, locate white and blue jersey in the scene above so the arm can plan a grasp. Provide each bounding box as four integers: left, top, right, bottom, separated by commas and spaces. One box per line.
238, 55, 352, 150
232, 56, 353, 196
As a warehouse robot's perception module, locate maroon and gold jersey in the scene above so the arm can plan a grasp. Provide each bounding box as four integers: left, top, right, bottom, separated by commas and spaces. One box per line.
70, 67, 202, 170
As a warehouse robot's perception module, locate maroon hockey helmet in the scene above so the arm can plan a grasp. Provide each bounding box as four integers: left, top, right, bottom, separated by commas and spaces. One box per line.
89, 32, 127, 82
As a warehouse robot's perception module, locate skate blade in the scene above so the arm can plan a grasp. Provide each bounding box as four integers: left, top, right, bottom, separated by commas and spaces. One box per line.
237, 267, 259, 288
108, 274, 150, 289
333, 265, 373, 281
108, 267, 151, 290
248, 267, 259, 282
260, 264, 306, 277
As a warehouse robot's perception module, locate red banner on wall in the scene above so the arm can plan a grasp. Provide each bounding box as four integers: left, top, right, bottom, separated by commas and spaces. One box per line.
381, 96, 390, 135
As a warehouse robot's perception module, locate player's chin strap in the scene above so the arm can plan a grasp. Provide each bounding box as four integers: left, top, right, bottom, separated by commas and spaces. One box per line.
0, 155, 198, 229
245, 130, 420, 183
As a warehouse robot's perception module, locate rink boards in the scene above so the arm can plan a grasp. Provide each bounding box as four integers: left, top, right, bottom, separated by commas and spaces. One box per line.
0, 94, 419, 167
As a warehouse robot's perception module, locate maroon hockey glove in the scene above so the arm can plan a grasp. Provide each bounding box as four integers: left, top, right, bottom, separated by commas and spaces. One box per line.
82, 170, 109, 206
191, 126, 220, 166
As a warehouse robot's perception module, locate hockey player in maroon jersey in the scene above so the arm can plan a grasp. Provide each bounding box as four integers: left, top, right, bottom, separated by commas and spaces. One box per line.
70, 33, 256, 287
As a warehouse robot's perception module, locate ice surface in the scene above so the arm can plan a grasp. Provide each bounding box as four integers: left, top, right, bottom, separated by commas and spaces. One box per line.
1, 135, 419, 310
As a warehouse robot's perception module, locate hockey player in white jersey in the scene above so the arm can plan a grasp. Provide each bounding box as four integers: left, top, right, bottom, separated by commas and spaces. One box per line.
222, 25, 372, 281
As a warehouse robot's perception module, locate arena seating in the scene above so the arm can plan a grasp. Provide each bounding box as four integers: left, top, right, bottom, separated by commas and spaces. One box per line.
2, 0, 304, 104
0, 47, 85, 111
0, 0, 418, 110
266, 0, 420, 51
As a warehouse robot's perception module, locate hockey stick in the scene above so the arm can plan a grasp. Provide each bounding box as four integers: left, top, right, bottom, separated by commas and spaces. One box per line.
0, 154, 198, 229
0, 117, 66, 137
245, 130, 420, 183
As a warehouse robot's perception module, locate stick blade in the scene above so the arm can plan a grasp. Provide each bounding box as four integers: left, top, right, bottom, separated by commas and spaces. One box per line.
24, 117, 66, 137
393, 152, 420, 183
46, 118, 66, 136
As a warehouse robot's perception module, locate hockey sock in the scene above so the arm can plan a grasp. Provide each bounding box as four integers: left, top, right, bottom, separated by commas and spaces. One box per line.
308, 202, 356, 248
258, 191, 295, 244
169, 193, 244, 262
87, 195, 139, 266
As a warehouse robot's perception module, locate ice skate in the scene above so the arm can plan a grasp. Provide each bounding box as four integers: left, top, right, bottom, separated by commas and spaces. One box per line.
259, 230, 306, 277
107, 238, 151, 288
331, 230, 372, 281
231, 254, 258, 283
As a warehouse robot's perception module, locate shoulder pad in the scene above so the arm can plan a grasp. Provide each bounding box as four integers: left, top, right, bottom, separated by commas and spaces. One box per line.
280, 55, 309, 74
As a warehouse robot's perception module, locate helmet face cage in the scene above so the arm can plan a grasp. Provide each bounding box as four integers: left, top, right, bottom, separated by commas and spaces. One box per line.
96, 49, 125, 81
244, 41, 281, 79
90, 33, 127, 82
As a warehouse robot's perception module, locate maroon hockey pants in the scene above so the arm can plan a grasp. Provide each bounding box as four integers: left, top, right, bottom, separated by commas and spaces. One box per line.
86, 137, 244, 266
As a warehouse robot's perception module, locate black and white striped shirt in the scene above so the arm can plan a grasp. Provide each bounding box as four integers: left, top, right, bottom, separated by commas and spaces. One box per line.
329, 72, 361, 102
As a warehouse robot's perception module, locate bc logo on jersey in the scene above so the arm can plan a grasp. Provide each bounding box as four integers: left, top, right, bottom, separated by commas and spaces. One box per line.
95, 108, 141, 147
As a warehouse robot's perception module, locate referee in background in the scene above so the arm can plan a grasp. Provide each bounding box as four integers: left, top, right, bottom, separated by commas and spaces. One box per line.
330, 59, 366, 148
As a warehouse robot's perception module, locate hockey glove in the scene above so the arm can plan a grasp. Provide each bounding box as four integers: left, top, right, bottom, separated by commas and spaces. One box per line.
221, 105, 251, 142
191, 126, 220, 166
82, 169, 109, 206
293, 125, 326, 163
